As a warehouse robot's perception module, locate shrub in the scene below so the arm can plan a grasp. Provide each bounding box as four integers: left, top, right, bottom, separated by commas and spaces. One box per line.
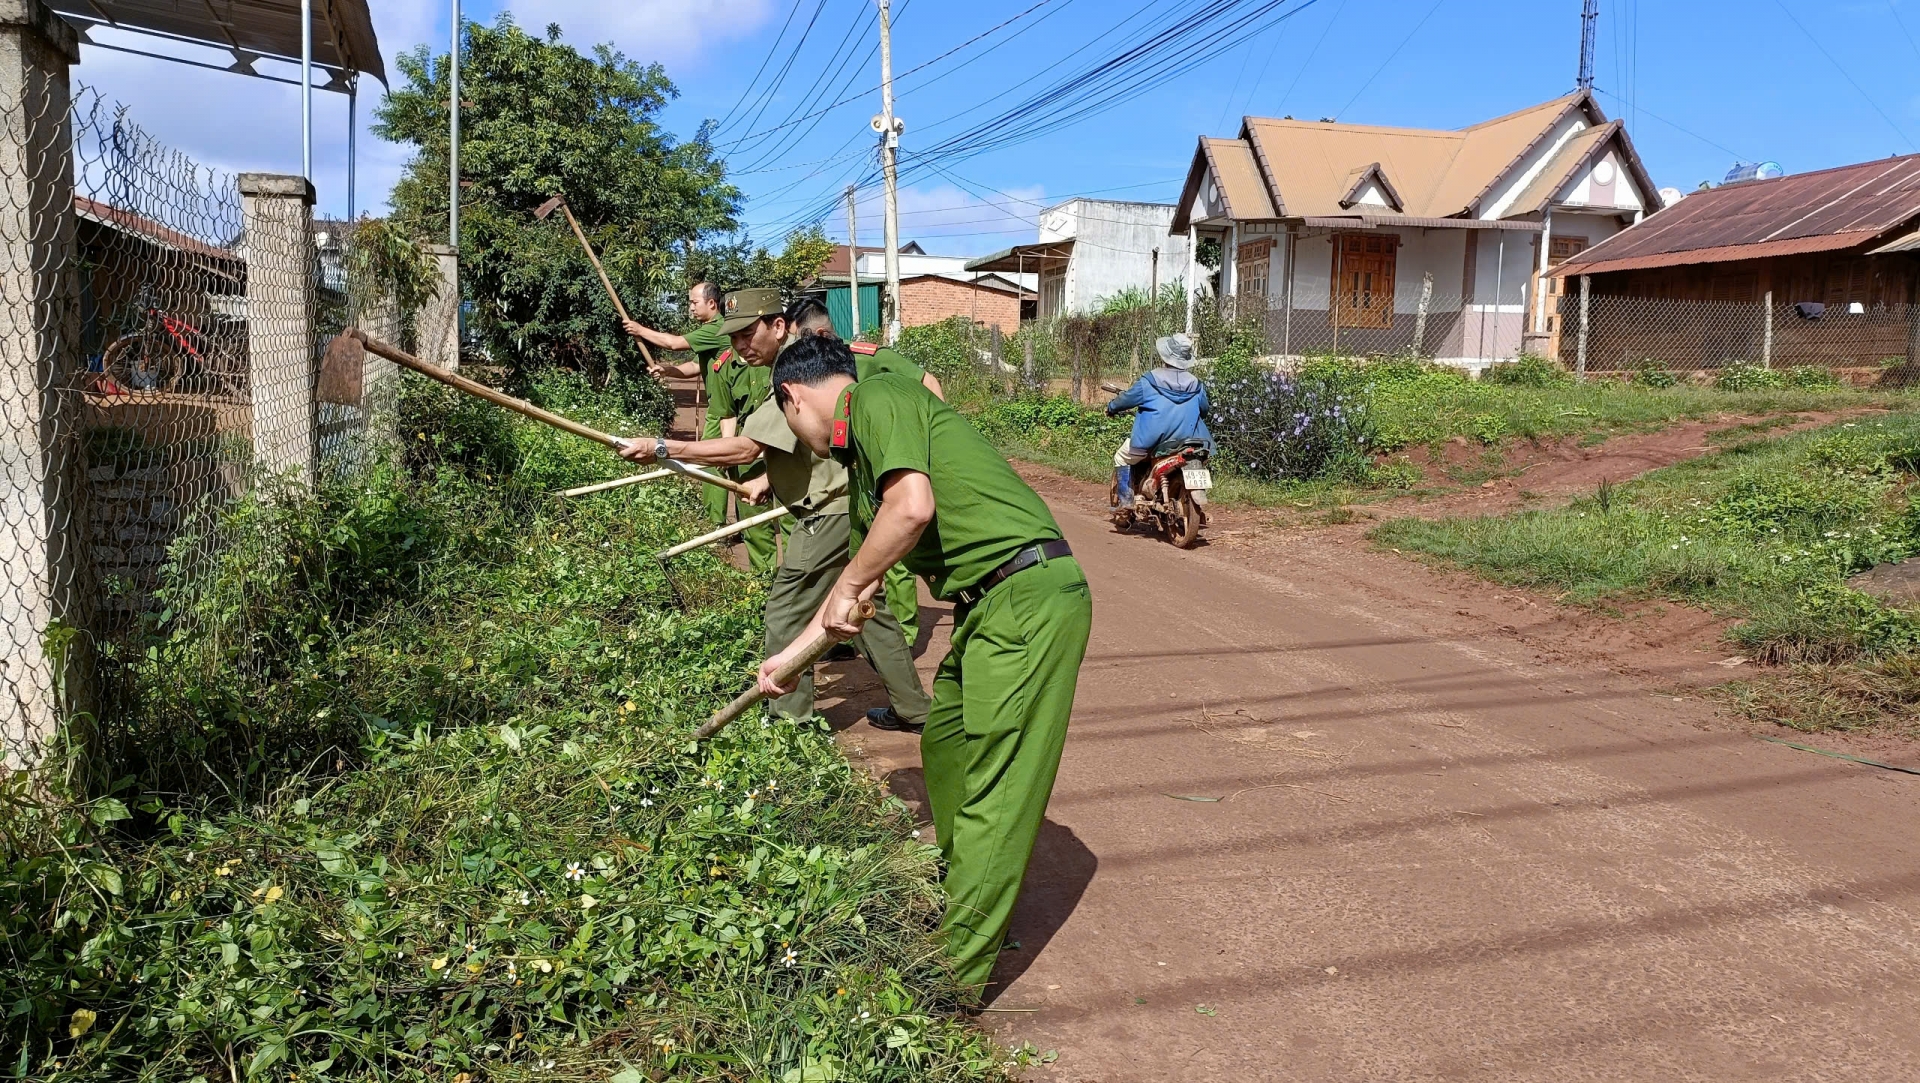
1208, 357, 1374, 481
1714, 362, 1786, 391
1483, 353, 1573, 387
1628, 359, 1679, 388
1783, 365, 1842, 390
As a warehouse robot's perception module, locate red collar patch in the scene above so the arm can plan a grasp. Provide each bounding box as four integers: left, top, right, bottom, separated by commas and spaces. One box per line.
849, 341, 879, 355
830, 386, 853, 450
712, 348, 732, 372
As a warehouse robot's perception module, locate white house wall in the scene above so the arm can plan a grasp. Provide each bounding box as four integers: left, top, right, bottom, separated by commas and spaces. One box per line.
1481, 111, 1593, 220
1558, 149, 1646, 215
1042, 198, 1191, 314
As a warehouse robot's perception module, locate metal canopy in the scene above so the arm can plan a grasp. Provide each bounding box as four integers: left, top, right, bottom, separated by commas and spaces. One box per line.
51, 0, 385, 91
964, 240, 1075, 274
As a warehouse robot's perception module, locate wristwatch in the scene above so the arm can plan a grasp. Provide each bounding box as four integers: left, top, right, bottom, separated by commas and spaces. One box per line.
654, 437, 669, 462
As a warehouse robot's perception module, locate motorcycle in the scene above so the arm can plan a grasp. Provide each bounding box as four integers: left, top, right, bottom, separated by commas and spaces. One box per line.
1109, 442, 1212, 549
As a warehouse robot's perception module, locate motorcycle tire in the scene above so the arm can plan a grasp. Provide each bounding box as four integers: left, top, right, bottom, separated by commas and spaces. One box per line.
1168, 488, 1203, 549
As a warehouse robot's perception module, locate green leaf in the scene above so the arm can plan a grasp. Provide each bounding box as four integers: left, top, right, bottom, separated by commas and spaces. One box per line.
499, 725, 522, 752
611, 1071, 646, 1083
82, 862, 123, 896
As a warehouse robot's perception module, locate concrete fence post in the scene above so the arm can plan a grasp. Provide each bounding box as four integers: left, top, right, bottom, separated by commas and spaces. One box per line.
240, 173, 316, 483
418, 243, 460, 370
0, 0, 87, 763
1576, 275, 1590, 380
1761, 289, 1774, 369
1412, 271, 1433, 357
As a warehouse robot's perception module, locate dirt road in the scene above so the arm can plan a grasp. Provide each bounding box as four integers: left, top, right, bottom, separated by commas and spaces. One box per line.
832, 467, 1920, 1082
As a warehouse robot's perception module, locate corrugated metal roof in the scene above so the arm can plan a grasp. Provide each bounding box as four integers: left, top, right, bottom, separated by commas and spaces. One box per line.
1869, 228, 1920, 255
50, 0, 385, 82
1557, 154, 1920, 275
963, 240, 1075, 273
1550, 232, 1881, 277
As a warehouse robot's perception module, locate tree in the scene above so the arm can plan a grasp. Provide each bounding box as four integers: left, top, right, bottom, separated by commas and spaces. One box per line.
687, 226, 836, 300
376, 16, 741, 382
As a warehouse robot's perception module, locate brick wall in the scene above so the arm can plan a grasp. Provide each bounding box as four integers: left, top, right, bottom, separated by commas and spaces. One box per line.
898, 276, 1021, 333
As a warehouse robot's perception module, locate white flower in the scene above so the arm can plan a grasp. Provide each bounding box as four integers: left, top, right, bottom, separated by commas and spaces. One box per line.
1669, 544, 1680, 550
767, 779, 778, 791
911, 829, 921, 839
564, 862, 586, 882
640, 798, 653, 808
859, 1010, 871, 1020
780, 948, 797, 968
650, 786, 661, 795
519, 890, 532, 905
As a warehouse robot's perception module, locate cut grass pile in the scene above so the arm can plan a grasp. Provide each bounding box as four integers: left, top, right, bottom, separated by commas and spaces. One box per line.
2, 374, 1011, 1081
1372, 412, 1920, 736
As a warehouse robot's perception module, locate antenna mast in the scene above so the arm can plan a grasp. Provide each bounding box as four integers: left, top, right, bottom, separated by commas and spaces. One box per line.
1577, 0, 1599, 91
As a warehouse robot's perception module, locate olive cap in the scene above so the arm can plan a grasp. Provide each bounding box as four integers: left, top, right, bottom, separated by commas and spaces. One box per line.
721, 287, 783, 334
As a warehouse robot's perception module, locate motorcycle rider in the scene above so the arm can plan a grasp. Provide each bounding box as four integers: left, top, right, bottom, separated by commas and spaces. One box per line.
1104, 332, 1213, 508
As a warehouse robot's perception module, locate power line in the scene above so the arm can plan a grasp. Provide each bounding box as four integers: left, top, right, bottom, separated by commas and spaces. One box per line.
1272, 0, 1347, 120
1771, 0, 1914, 149
1335, 0, 1448, 119
1592, 86, 1750, 162
1891, 0, 1920, 63
723, 0, 834, 141
711, 0, 810, 134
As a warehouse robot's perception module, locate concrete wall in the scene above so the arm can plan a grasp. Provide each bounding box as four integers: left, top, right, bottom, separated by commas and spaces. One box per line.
1040, 199, 1190, 313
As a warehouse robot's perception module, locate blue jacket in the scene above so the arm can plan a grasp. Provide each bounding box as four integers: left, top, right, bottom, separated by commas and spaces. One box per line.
1106, 367, 1213, 455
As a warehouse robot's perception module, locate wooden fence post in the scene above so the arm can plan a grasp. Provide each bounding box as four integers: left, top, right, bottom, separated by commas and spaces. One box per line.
1412, 271, 1433, 356
1761, 289, 1774, 369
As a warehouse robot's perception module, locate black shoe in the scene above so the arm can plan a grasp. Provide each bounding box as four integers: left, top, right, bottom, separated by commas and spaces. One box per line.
822, 642, 859, 662
867, 707, 924, 733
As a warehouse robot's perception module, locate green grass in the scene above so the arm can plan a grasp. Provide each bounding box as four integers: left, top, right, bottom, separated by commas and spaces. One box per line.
4, 374, 1014, 1082
1372, 413, 1920, 732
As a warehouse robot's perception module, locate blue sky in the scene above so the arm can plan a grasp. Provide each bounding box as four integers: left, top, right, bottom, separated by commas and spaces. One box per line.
70, 0, 1920, 255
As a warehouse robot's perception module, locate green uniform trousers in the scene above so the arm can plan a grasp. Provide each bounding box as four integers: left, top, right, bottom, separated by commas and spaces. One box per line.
697, 414, 777, 574
923, 554, 1091, 997
884, 562, 921, 648
765, 513, 931, 724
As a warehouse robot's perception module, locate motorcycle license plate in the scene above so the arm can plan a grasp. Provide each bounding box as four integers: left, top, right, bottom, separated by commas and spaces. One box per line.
1181, 464, 1213, 489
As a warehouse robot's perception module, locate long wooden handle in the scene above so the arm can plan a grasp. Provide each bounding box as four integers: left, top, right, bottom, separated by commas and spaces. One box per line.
657, 504, 791, 561
696, 600, 878, 740
558, 203, 658, 368
563, 469, 673, 498
353, 331, 751, 498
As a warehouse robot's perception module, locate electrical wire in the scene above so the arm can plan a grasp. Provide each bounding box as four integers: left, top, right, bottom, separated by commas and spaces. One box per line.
1772, 0, 1914, 149
1334, 0, 1448, 120
711, 0, 810, 135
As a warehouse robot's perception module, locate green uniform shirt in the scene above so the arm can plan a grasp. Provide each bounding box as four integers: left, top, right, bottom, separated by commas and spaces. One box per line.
686, 318, 735, 423
723, 359, 771, 422
741, 393, 849, 517
839, 372, 1062, 600
849, 342, 927, 384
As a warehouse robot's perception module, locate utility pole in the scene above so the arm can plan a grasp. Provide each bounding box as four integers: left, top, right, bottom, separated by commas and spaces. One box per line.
873, 0, 905, 345
845, 185, 861, 340
449, 0, 461, 248
1577, 0, 1598, 91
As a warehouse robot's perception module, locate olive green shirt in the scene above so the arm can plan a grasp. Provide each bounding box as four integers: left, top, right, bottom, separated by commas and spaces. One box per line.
685, 317, 729, 367
839, 372, 1062, 600
849, 342, 927, 384
741, 394, 849, 517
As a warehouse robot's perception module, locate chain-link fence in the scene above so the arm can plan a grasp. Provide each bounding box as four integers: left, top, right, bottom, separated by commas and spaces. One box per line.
1555, 287, 1920, 384
1, 80, 411, 767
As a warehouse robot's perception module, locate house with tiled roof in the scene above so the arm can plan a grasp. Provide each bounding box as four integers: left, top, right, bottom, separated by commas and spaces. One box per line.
1173, 91, 1661, 366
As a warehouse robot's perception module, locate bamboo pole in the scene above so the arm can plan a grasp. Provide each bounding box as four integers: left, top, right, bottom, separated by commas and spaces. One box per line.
341, 330, 752, 497
563, 469, 673, 498
657, 504, 791, 561
697, 601, 877, 739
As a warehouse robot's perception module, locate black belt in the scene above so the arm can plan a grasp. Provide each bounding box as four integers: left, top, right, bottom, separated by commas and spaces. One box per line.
955, 540, 1073, 606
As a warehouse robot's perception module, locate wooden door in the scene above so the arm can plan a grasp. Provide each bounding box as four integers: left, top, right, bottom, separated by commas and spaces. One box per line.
1331, 232, 1397, 329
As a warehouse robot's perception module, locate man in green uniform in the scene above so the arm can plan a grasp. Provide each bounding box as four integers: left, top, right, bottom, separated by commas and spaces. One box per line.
626, 282, 777, 573
779, 299, 940, 649
617, 288, 932, 732
760, 333, 1092, 1000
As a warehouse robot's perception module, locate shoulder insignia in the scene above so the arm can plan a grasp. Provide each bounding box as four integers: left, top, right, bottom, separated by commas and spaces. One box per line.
849, 341, 879, 355
712, 348, 731, 372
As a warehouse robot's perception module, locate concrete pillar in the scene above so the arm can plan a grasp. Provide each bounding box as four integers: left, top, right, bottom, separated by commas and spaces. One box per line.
0, 0, 85, 763
417, 243, 459, 370
240, 173, 317, 482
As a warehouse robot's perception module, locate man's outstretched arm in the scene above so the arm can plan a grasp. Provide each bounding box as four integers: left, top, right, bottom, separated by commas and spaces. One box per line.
617, 434, 763, 468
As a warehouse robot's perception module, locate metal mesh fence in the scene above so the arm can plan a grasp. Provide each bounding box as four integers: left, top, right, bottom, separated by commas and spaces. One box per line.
1555, 288, 1920, 383
0, 81, 405, 766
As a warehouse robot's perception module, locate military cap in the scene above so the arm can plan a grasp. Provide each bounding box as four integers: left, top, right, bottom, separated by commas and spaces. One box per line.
721, 287, 783, 335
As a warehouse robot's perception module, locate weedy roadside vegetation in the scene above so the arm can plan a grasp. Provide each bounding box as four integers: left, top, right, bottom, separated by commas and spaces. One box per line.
892, 323, 1896, 513
2, 373, 1016, 1081
1373, 414, 1920, 738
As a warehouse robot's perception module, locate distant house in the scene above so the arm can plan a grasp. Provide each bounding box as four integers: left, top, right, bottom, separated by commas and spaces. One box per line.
812, 242, 1034, 337
964, 199, 1190, 319
1171, 91, 1661, 366
1549, 155, 1920, 374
